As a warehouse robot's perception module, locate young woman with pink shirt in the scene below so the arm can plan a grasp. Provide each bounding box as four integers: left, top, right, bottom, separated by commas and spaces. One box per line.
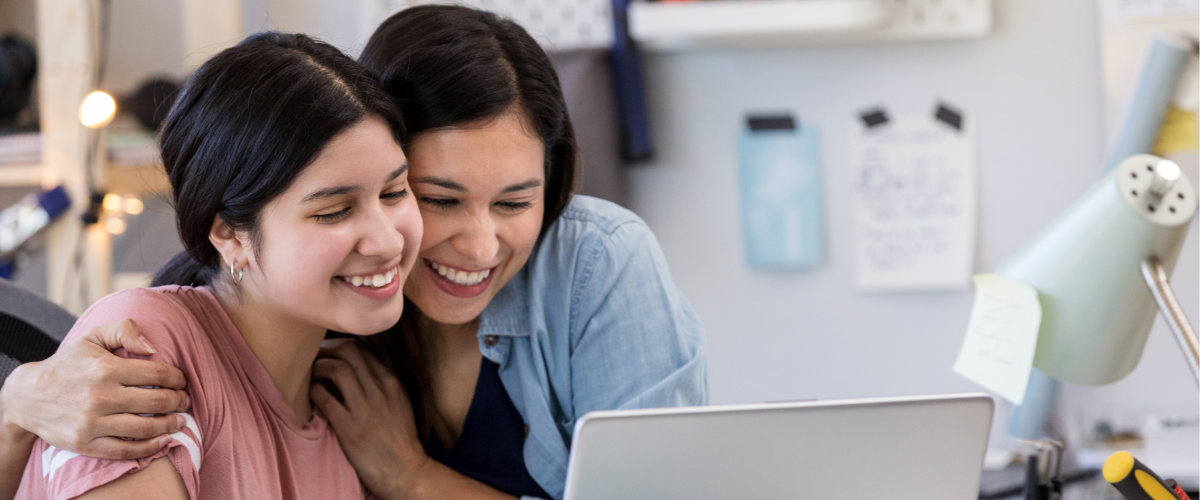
5, 32, 423, 499
0, 7, 707, 500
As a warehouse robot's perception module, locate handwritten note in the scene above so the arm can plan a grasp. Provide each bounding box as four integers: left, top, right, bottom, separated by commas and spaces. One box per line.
848, 113, 977, 291
953, 274, 1043, 405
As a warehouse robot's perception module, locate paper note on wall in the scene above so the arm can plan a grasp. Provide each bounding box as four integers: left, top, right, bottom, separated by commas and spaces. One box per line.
953, 274, 1042, 405
848, 107, 977, 291
738, 115, 824, 269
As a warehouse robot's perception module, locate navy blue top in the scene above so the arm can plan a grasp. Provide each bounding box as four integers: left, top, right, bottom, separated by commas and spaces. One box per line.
426, 357, 551, 499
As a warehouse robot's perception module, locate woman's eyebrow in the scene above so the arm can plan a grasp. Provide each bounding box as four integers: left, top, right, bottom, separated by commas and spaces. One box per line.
501, 179, 543, 193
303, 185, 359, 203
412, 176, 465, 191
303, 164, 409, 203
386, 164, 409, 182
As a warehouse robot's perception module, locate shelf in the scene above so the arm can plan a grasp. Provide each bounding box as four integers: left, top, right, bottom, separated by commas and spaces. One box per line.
0, 162, 168, 196
628, 0, 992, 51
0, 164, 44, 187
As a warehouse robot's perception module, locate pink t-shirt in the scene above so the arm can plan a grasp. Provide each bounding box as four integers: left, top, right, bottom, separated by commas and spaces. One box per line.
15, 286, 368, 500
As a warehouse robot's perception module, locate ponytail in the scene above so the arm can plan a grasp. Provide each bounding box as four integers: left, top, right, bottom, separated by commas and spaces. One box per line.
151, 250, 217, 287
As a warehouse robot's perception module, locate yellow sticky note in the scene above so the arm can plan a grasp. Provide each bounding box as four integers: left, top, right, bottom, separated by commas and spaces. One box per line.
1152, 106, 1199, 156
953, 274, 1042, 405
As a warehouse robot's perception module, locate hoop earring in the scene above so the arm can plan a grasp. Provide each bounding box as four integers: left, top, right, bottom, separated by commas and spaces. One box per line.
230, 262, 244, 285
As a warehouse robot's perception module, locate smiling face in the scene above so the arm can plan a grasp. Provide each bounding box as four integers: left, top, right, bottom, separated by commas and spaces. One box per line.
403, 110, 546, 325
236, 116, 423, 335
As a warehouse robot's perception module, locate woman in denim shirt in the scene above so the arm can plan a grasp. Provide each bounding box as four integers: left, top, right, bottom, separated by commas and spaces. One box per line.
0, 7, 705, 500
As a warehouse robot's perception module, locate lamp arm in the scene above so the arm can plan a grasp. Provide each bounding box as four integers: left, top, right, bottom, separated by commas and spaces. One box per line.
1140, 257, 1200, 385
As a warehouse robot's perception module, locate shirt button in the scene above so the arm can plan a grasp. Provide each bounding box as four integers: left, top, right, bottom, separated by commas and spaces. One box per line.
524, 425, 530, 437
484, 335, 499, 346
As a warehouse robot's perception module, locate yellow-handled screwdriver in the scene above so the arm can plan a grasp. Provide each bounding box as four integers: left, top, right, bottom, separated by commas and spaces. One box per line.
1103, 451, 1191, 500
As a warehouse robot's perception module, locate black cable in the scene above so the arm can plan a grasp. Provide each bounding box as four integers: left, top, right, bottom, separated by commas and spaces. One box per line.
96, 0, 111, 90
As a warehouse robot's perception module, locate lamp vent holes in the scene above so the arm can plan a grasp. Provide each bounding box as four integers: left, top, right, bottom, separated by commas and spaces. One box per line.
1148, 204, 1156, 212
1178, 193, 1185, 200
1131, 172, 1138, 179
1169, 207, 1176, 213
1132, 189, 1139, 196
1148, 164, 1155, 172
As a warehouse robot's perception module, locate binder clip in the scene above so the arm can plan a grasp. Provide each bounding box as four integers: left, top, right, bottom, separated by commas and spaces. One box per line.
1018, 439, 1065, 500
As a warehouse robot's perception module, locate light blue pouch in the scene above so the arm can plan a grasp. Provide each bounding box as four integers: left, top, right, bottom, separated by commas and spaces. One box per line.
738, 115, 824, 269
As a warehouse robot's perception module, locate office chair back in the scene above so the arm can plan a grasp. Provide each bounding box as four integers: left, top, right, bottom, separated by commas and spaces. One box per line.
0, 279, 74, 387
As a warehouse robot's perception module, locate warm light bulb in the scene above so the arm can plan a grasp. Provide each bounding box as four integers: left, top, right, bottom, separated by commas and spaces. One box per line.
80, 91, 117, 128
105, 217, 126, 235
122, 197, 144, 215
102, 193, 123, 211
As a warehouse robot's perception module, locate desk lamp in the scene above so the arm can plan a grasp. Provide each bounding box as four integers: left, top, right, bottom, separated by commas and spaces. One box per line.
997, 154, 1198, 386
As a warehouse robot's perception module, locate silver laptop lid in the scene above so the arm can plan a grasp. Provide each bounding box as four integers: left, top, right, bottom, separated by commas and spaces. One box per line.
564, 392, 994, 500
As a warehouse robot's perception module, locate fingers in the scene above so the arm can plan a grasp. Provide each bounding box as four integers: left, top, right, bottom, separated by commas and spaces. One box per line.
312, 358, 366, 412
105, 386, 190, 415
94, 413, 188, 441
111, 359, 188, 392
310, 383, 352, 429
360, 349, 404, 400
84, 319, 158, 357
319, 338, 351, 352
321, 342, 384, 401
84, 435, 173, 461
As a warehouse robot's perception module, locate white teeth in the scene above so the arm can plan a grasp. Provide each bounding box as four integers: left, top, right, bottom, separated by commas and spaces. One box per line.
429, 261, 490, 286
342, 267, 398, 288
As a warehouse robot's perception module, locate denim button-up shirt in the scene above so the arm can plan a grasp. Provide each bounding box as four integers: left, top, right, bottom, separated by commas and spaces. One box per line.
475, 195, 708, 500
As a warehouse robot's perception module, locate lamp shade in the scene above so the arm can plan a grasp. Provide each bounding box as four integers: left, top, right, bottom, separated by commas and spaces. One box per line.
997, 155, 1197, 385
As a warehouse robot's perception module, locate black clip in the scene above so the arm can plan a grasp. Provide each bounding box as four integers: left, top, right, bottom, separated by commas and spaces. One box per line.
935, 102, 963, 131
747, 114, 797, 132
859, 108, 889, 128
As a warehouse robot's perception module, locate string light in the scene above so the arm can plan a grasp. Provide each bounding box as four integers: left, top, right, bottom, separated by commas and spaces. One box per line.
104, 217, 126, 235
79, 91, 117, 128
102, 193, 123, 211
122, 197, 143, 215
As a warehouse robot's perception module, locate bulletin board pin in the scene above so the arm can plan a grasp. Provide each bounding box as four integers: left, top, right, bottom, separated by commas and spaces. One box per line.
747, 114, 798, 132
935, 102, 964, 131
860, 108, 889, 129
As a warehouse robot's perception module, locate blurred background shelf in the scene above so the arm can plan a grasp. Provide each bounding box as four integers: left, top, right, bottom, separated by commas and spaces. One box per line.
628, 0, 992, 51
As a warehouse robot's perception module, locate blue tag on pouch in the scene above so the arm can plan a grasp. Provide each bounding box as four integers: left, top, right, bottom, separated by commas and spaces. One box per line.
738, 115, 825, 269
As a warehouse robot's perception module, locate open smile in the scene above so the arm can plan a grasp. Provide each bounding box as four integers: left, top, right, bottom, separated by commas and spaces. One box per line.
425, 259, 496, 298
335, 265, 401, 300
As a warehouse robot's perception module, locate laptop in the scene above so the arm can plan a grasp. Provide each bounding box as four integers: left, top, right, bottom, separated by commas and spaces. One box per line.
563, 392, 994, 500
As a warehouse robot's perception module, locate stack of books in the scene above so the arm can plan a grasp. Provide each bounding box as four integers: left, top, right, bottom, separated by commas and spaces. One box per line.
0, 132, 41, 166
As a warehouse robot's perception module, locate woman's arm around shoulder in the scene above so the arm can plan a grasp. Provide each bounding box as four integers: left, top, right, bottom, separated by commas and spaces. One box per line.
0, 314, 189, 500
5, 289, 200, 499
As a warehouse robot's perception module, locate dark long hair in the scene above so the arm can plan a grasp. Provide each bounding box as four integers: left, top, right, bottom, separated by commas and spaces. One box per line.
151, 32, 405, 287
358, 6, 577, 443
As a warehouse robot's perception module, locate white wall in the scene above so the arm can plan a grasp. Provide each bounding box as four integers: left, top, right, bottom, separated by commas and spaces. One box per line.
626, 0, 1199, 445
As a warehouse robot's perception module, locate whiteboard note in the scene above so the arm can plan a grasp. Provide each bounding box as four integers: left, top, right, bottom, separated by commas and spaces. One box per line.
848, 113, 978, 291
953, 274, 1042, 405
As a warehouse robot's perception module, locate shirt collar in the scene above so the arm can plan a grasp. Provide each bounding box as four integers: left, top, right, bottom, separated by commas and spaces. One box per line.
477, 266, 532, 338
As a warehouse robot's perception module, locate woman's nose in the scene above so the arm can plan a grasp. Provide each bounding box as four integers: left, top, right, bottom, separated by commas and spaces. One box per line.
452, 212, 500, 264
357, 205, 407, 259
